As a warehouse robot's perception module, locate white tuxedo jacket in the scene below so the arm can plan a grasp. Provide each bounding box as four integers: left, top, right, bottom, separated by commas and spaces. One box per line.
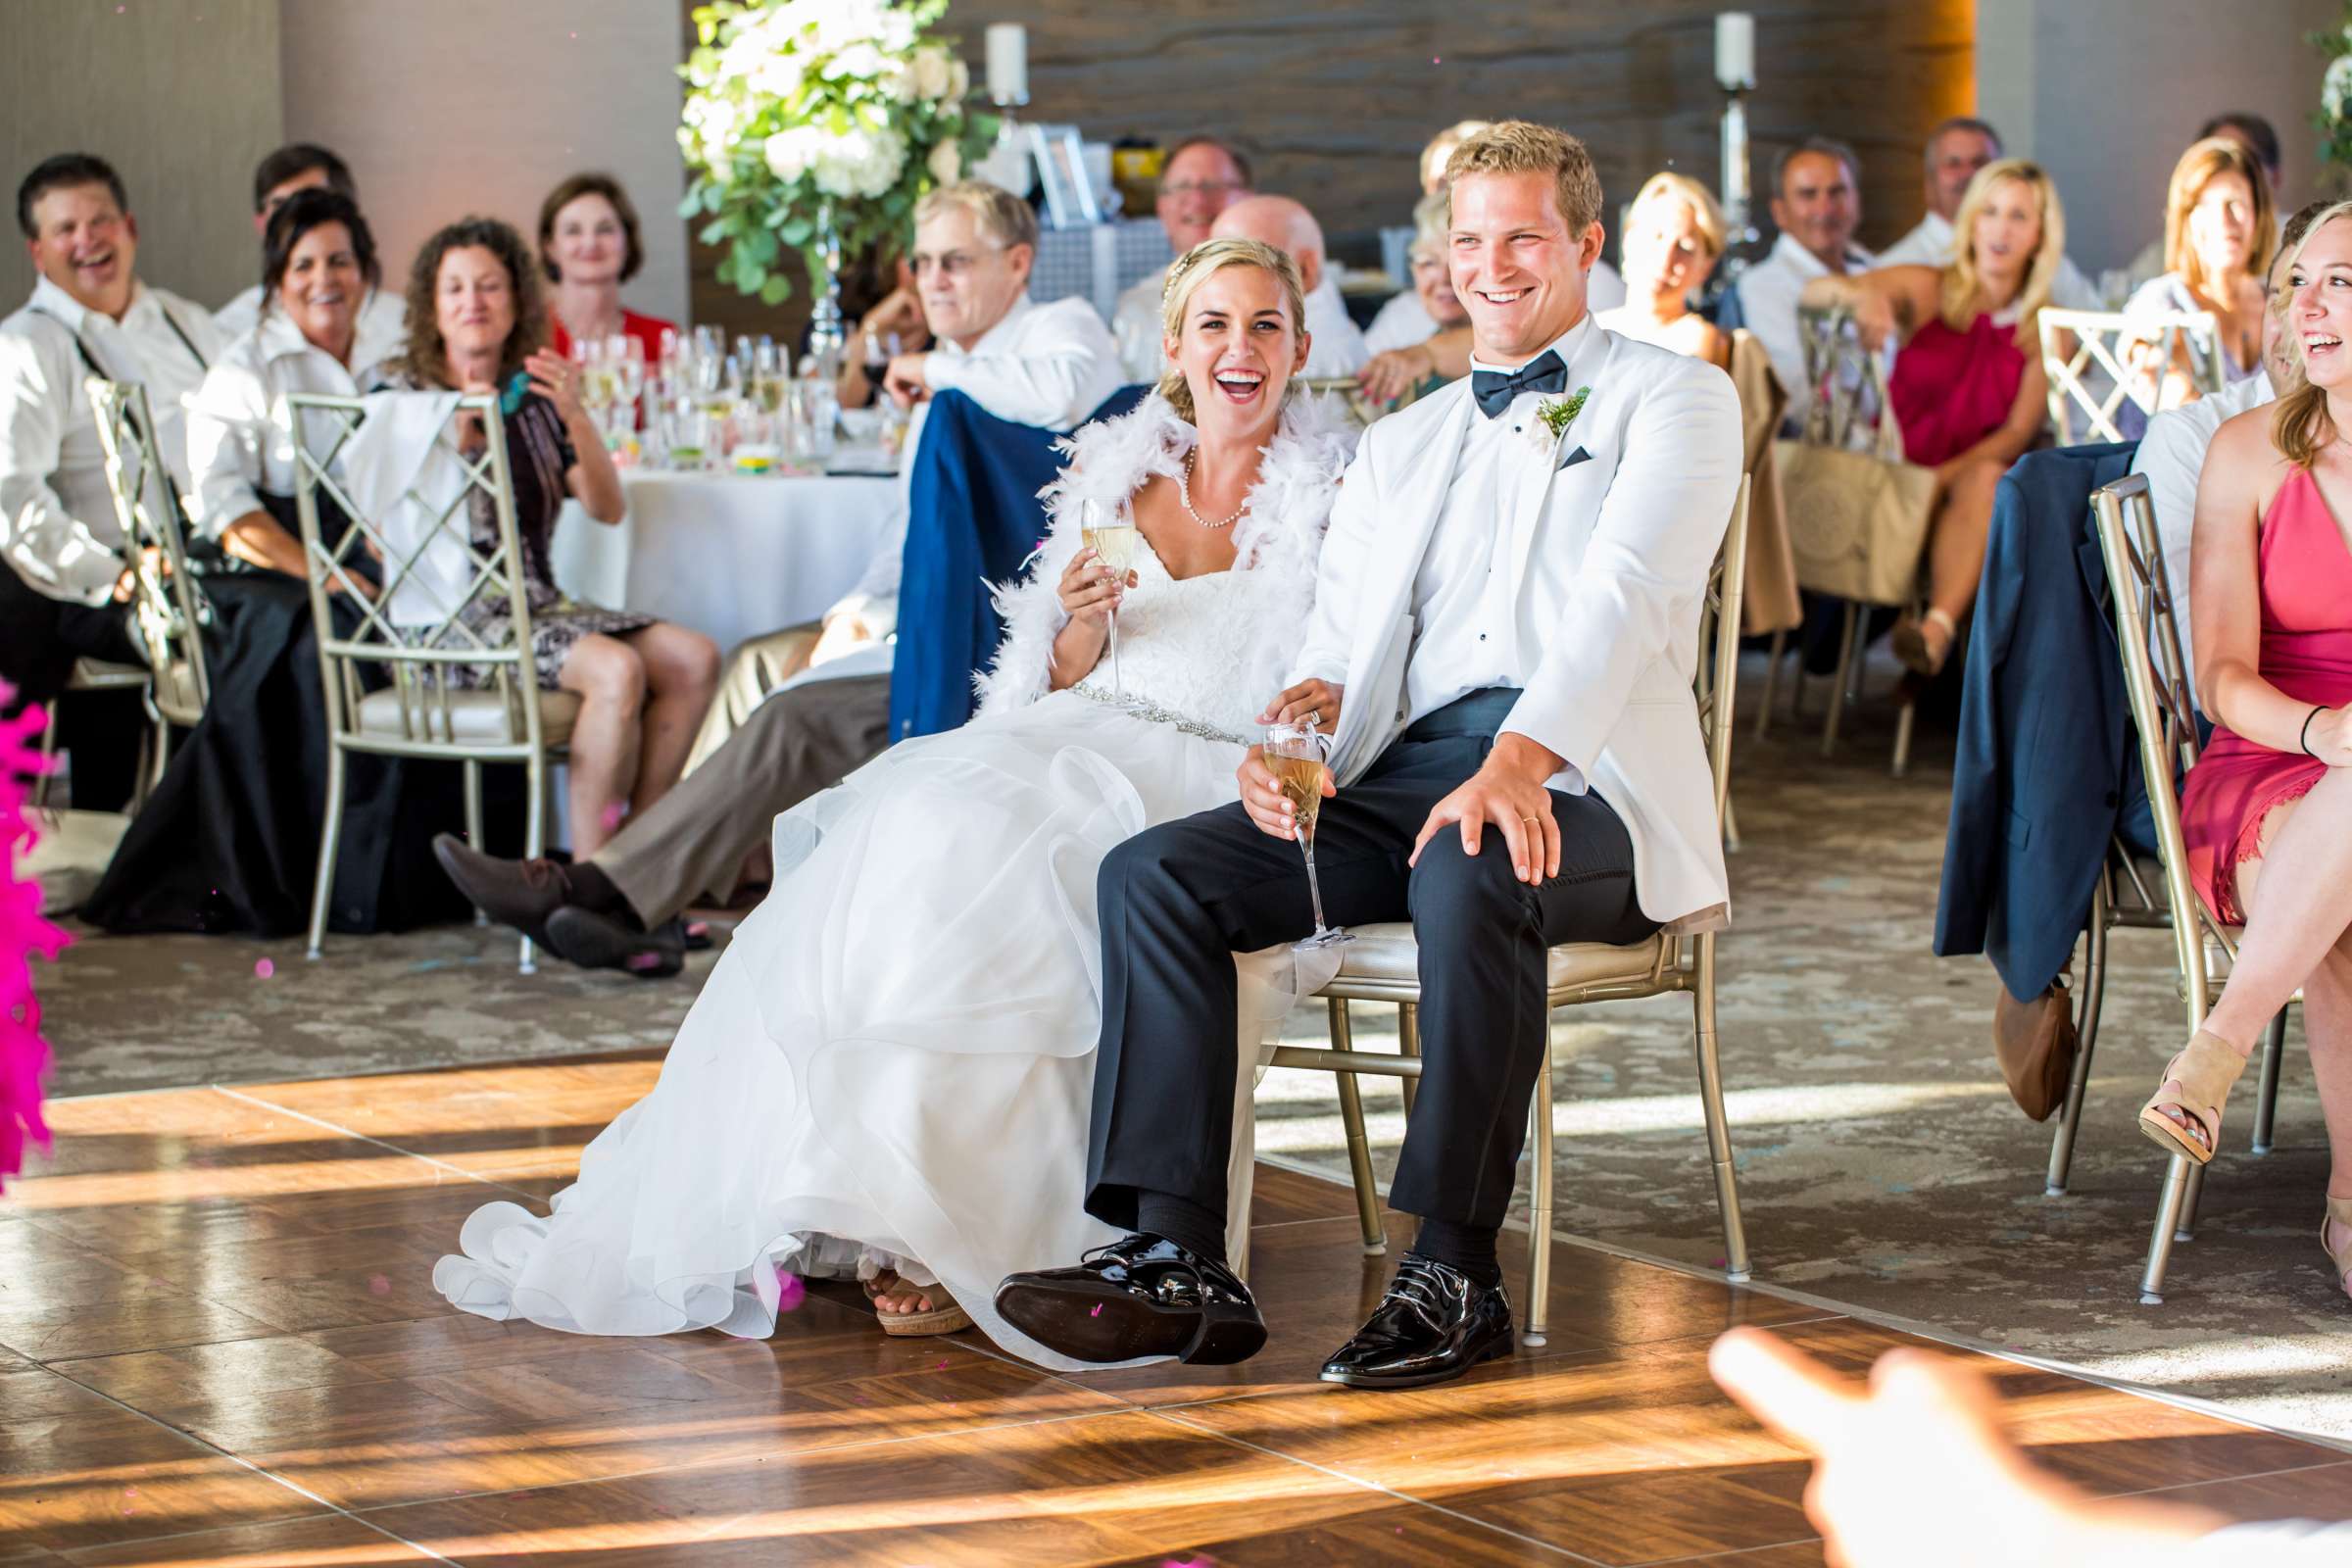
1291, 324, 1743, 929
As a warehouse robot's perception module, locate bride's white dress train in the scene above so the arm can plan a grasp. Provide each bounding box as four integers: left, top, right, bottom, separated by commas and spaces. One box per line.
433, 540, 1303, 1369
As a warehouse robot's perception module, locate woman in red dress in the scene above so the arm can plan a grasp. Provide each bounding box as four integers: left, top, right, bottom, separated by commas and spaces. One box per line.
2158, 204, 2352, 1301
537, 172, 678, 364
1800, 160, 2062, 674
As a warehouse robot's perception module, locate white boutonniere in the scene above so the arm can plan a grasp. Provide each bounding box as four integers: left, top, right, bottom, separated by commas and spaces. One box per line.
1526, 385, 1592, 457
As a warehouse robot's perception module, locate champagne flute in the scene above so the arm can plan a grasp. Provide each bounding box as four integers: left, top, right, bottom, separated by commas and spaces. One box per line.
1263, 721, 1352, 950
1080, 498, 1138, 696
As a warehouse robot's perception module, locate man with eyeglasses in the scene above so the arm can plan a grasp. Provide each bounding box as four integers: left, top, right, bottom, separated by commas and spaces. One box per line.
1112, 137, 1255, 380
438, 180, 1122, 974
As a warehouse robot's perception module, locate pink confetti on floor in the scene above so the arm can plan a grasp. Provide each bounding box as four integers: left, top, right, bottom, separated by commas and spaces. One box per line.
773, 1270, 807, 1312
600, 800, 627, 831
367, 1274, 392, 1297
1089, 1302, 1102, 1317
254, 958, 274, 979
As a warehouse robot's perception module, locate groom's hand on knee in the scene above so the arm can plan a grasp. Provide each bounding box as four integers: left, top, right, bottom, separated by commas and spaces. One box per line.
1410, 738, 1564, 885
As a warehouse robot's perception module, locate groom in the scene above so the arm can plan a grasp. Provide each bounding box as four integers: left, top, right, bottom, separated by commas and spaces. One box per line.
997, 122, 1743, 1389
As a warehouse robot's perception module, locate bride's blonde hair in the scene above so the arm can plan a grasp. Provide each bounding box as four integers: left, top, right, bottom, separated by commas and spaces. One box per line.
1154, 237, 1305, 421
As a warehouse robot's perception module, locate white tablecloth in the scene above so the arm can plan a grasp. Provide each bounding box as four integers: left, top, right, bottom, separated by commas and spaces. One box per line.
550, 469, 902, 657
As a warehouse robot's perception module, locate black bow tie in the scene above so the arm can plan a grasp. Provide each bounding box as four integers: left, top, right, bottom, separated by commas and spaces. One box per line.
1470, 349, 1568, 418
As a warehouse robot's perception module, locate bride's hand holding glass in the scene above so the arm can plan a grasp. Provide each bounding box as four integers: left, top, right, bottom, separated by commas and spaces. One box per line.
1056, 546, 1133, 628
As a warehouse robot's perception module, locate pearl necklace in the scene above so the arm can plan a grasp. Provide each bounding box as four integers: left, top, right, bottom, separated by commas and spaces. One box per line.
1179, 449, 1250, 530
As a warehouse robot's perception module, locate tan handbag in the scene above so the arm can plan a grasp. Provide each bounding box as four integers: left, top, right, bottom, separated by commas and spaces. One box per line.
1775, 356, 1938, 607
1992, 972, 2078, 1123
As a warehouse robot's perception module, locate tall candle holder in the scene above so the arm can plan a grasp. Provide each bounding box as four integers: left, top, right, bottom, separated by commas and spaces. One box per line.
1714, 12, 1762, 268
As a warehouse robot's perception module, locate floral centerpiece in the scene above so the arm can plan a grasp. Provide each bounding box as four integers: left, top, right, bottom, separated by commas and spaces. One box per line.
679, 0, 997, 308
2315, 9, 2352, 185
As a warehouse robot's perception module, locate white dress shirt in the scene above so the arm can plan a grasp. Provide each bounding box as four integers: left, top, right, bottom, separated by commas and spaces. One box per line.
215, 281, 407, 362
2131, 367, 2276, 710
1878, 210, 2101, 310
829, 292, 1122, 638
1735, 231, 1877, 423
0, 275, 222, 604
184, 308, 399, 541
1402, 318, 1597, 722
1300, 276, 1371, 378
1112, 267, 1168, 383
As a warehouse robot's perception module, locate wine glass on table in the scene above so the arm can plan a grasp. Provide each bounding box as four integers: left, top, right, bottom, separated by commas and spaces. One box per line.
1262, 720, 1352, 950
608, 334, 645, 429
1079, 497, 1138, 696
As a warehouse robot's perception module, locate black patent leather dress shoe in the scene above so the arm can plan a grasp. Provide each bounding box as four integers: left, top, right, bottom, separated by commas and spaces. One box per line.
996, 1233, 1267, 1365
1319, 1254, 1514, 1390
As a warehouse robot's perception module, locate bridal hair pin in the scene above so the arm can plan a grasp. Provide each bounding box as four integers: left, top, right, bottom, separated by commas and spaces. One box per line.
1160, 249, 1203, 305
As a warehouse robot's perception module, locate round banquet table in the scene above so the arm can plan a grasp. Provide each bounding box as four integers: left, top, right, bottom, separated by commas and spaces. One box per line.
550, 467, 903, 658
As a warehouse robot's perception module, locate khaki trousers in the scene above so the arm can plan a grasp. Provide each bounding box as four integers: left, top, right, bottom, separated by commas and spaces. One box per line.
681, 622, 823, 777
596, 670, 891, 926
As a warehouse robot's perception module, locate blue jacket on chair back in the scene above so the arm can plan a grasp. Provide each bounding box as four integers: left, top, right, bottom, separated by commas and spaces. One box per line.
888, 384, 1152, 742
1936, 441, 2149, 1001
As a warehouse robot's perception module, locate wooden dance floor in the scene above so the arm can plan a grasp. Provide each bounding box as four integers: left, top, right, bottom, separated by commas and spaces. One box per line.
4, 1054, 2349, 1565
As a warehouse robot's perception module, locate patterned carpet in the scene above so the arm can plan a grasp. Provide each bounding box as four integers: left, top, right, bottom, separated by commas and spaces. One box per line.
28, 653, 2352, 1445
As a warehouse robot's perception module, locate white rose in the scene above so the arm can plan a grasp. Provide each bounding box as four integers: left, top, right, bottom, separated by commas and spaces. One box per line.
928, 137, 961, 186
752, 52, 805, 101
762, 126, 822, 183
811, 0, 886, 53
813, 125, 907, 199
906, 45, 954, 101
828, 41, 887, 81
879, 9, 918, 53
946, 58, 970, 103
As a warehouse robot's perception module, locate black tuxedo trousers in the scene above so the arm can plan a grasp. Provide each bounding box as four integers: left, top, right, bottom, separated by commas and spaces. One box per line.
1084, 688, 1659, 1233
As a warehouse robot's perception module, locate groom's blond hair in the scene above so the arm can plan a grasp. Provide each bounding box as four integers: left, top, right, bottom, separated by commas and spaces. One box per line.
1443, 121, 1603, 236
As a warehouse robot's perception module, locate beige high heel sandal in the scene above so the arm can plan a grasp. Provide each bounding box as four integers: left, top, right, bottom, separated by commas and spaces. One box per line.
2324, 1197, 2352, 1300
2136, 1031, 2245, 1165
1891, 608, 1958, 677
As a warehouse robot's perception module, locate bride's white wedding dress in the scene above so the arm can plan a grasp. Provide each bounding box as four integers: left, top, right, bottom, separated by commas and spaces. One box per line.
433, 393, 1355, 1368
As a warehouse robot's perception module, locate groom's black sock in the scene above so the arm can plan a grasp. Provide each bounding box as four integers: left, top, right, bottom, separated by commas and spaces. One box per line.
566, 861, 638, 926
1410, 1217, 1501, 1289
1137, 1192, 1227, 1265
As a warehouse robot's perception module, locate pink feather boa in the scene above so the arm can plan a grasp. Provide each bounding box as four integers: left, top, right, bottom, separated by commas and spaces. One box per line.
0, 683, 64, 1191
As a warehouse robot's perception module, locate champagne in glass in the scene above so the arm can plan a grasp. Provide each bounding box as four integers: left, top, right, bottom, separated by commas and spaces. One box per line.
1080, 502, 1138, 696
1264, 722, 1352, 949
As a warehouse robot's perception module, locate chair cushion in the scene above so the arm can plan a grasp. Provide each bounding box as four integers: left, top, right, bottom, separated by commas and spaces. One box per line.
354, 686, 578, 747
1324, 921, 1670, 997
66, 658, 148, 691
152, 659, 203, 724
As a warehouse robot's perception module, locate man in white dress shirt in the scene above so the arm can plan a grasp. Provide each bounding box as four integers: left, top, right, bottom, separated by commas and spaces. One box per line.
1736, 137, 1877, 420
1003, 122, 1743, 1389
441, 181, 1123, 971
1879, 117, 2097, 309
212, 144, 404, 354
1111, 137, 1253, 382
1206, 195, 1371, 378
0, 153, 222, 806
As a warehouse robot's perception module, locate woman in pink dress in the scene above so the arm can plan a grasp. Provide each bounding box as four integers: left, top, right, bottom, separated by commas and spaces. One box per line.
2158, 203, 2352, 1302
1800, 160, 2062, 674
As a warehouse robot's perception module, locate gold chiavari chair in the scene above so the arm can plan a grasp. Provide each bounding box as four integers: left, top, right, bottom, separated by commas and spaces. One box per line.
2090, 472, 2294, 1302
288, 392, 576, 972
2039, 309, 2228, 445
1266, 477, 1753, 1347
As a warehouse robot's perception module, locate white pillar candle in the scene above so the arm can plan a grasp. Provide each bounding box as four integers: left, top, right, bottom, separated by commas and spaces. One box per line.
986, 23, 1028, 105
1715, 12, 1755, 90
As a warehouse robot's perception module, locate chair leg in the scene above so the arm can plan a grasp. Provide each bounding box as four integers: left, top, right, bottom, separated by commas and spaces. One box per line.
2046, 885, 2109, 1197
1722, 796, 1742, 856
1691, 934, 1752, 1281
1523, 1024, 1555, 1348
1821, 603, 1860, 759
1754, 629, 1784, 739
462, 760, 487, 926
2138, 1152, 2194, 1303
2251, 1009, 2286, 1156
520, 755, 547, 974
32, 701, 60, 811
306, 745, 348, 960
1890, 693, 1916, 780
1329, 999, 1385, 1255
1396, 1002, 1419, 1119
2175, 1161, 2206, 1243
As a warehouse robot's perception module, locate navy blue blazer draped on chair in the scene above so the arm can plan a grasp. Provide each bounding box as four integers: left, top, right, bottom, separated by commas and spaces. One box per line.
1936, 441, 2156, 1001
888, 383, 1151, 742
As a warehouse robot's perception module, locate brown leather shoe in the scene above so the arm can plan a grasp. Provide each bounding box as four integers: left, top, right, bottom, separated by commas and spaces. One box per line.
432, 832, 575, 944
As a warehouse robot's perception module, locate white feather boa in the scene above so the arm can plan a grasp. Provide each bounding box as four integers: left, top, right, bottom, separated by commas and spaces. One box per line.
973, 391, 1358, 716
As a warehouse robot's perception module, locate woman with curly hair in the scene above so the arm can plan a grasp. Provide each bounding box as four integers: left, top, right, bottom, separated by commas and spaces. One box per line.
386, 218, 717, 856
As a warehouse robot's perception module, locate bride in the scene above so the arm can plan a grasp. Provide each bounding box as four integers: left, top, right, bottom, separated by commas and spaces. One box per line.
433, 237, 1356, 1366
